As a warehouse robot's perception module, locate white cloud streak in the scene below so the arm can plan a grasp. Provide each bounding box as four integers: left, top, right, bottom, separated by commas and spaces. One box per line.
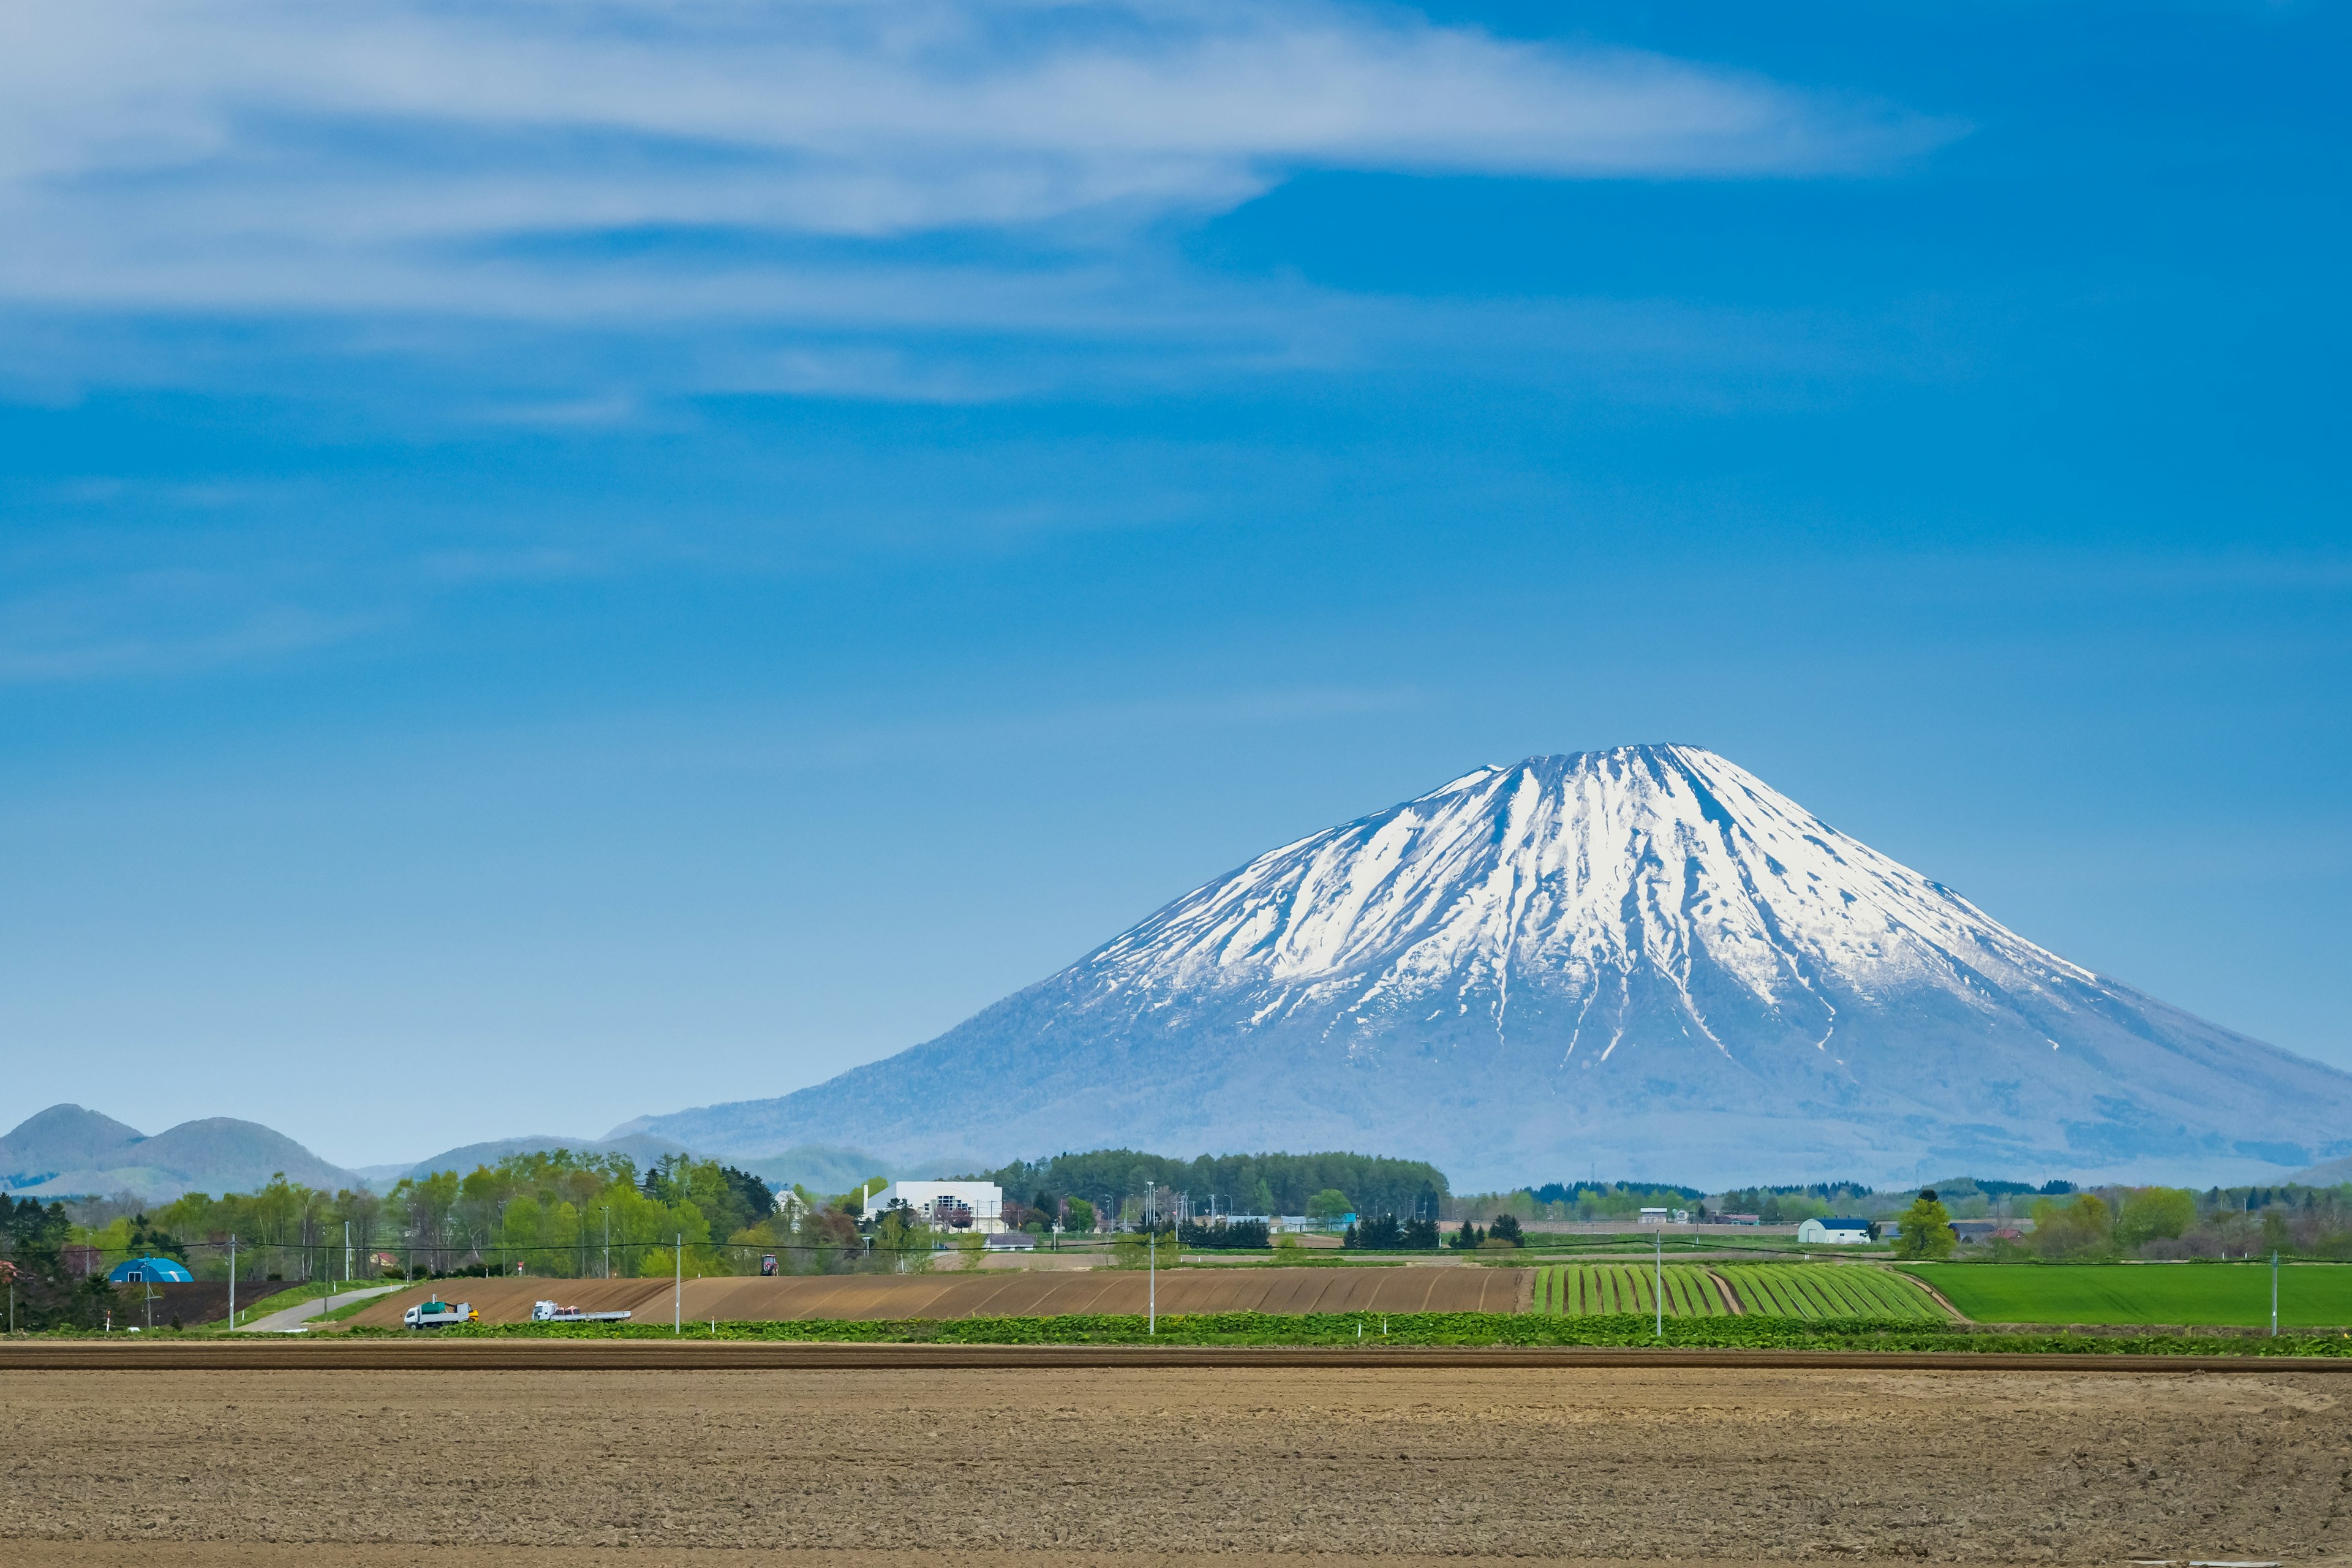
0, 0, 1950, 327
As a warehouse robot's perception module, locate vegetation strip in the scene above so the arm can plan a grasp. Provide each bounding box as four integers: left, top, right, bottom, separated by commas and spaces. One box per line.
17, 1308, 2348, 1354
9, 1336, 2352, 1373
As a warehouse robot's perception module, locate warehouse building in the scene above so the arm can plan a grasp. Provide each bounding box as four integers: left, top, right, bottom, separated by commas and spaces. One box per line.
862, 1180, 1005, 1234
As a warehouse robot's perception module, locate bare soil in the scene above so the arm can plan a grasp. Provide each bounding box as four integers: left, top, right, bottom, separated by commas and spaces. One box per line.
341, 1264, 1530, 1327
4, 1364, 2348, 1563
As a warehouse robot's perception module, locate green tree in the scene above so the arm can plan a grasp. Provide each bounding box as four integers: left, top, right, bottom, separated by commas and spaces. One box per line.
500, 1196, 543, 1271
126, 1212, 187, 1264
2029, 1193, 2115, 1259
872, 1202, 933, 1272
1894, 1191, 1956, 1260
2261, 1207, 2291, 1256
1062, 1197, 1096, 1234
1305, 1189, 1351, 1224
2116, 1187, 2197, 1251
1, 1196, 113, 1330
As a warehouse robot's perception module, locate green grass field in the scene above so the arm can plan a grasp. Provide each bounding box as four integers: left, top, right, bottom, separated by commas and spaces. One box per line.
1718, 1264, 1947, 1321
1904, 1262, 2352, 1327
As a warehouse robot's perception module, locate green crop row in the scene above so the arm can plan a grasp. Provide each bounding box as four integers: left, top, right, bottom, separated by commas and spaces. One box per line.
1528, 1263, 1940, 1321
1721, 1264, 1946, 1322
1531, 1264, 1731, 1317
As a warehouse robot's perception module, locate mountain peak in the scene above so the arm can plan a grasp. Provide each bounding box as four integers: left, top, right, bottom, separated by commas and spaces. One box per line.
0, 1104, 146, 1185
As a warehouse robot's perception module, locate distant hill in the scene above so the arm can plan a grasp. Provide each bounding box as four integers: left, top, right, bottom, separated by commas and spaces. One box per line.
2294, 1154, 2352, 1186
729, 1145, 900, 1196
401, 1132, 695, 1182
399, 1135, 906, 1197
0, 1104, 361, 1203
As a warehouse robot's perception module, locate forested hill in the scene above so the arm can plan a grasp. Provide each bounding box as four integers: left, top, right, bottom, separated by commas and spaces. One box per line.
963, 1150, 1448, 1220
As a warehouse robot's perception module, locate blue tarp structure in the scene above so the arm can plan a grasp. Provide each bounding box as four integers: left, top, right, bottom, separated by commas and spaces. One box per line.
108, 1256, 194, 1283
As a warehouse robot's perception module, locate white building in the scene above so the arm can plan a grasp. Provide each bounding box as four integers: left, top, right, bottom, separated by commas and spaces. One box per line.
863, 1180, 1005, 1234
1797, 1217, 1875, 1245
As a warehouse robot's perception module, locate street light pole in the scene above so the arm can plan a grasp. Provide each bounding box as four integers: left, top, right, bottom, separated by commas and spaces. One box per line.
228, 1235, 237, 1329
1654, 1226, 1663, 1340
1148, 1226, 1156, 1336
2272, 1251, 2280, 1337
674, 1233, 682, 1336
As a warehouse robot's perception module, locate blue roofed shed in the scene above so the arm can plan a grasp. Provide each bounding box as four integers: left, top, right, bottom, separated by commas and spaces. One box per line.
108, 1256, 194, 1283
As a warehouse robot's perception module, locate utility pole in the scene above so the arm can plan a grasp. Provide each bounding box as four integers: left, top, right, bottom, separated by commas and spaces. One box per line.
1148, 1226, 1156, 1336
228, 1235, 237, 1329
344, 1219, 352, 1285
1654, 1226, 1664, 1340
674, 1233, 682, 1335
603, 1209, 611, 1280
2272, 1251, 2280, 1337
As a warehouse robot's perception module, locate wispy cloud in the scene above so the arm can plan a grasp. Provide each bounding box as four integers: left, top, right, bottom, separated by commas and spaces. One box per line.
0, 0, 1951, 345
0, 571, 393, 682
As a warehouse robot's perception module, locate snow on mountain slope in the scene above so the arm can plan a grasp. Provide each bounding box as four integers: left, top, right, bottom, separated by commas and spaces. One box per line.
623, 746, 2352, 1188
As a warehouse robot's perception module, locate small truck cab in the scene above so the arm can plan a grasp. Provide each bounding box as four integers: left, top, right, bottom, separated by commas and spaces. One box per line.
402, 1298, 476, 1329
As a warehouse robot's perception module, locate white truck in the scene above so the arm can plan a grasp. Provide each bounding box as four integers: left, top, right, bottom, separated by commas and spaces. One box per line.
531, 1300, 632, 1324
402, 1298, 476, 1329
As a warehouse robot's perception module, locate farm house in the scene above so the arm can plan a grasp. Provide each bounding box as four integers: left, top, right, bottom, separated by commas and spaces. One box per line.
1796, 1218, 1875, 1245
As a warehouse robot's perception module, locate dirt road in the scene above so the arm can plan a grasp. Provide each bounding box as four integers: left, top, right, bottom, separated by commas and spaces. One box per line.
4, 1362, 2346, 1564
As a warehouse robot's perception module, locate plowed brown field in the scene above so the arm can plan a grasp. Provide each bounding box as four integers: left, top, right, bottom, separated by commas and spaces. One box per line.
2, 1362, 2343, 1565
342, 1263, 1529, 1327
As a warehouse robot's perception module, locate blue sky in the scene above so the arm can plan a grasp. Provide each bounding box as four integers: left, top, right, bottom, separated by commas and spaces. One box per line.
2, 0, 2345, 1168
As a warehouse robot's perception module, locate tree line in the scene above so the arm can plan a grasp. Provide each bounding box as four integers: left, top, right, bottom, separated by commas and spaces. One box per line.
967, 1149, 1450, 1226
13, 1149, 990, 1298
1991, 1183, 2352, 1261
1451, 1181, 1705, 1224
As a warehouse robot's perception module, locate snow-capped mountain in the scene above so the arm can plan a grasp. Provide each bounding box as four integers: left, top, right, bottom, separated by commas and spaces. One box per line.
622, 746, 2352, 1188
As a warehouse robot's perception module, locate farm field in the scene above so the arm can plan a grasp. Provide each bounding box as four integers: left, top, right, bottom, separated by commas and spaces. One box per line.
1721, 1264, 1947, 1321
4, 1362, 2345, 1562
1906, 1262, 2352, 1327
343, 1265, 1528, 1327
1529, 1262, 1730, 1316
1529, 1262, 1945, 1321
